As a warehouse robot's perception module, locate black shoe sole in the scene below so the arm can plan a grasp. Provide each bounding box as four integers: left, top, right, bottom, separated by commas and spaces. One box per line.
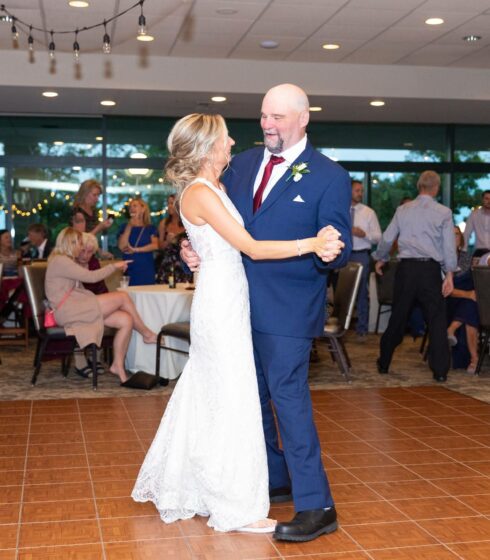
273, 520, 338, 542
270, 493, 293, 504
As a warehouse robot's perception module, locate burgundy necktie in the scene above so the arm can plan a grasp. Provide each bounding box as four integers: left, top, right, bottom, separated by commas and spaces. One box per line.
253, 155, 285, 213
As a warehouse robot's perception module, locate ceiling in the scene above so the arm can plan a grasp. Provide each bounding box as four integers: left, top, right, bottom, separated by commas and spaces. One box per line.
0, 0, 490, 122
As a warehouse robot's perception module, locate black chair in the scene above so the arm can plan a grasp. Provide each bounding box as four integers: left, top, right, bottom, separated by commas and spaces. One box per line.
23, 263, 102, 390
374, 259, 398, 334
472, 266, 490, 375
322, 261, 363, 382
155, 322, 190, 385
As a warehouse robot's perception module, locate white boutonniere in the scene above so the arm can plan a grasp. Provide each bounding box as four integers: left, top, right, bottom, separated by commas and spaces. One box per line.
287, 162, 310, 182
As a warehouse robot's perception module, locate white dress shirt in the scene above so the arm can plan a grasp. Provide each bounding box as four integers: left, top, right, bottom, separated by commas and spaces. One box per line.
253, 135, 308, 202
351, 203, 381, 250
463, 207, 490, 250
37, 239, 48, 259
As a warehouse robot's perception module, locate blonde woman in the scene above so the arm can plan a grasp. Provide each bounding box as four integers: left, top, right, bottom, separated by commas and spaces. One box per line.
117, 198, 158, 285
132, 114, 343, 533
46, 227, 157, 384
72, 179, 112, 236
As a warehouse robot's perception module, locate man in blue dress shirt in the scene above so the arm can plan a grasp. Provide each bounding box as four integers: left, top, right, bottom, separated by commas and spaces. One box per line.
373, 170, 458, 382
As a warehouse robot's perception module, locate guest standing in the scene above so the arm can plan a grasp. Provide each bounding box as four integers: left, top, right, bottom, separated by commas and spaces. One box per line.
72, 179, 112, 236
117, 199, 158, 285
157, 194, 191, 284
350, 180, 381, 339
463, 190, 490, 252
373, 171, 457, 382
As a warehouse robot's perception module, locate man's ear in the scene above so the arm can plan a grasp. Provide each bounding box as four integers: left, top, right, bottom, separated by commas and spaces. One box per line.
299, 109, 310, 129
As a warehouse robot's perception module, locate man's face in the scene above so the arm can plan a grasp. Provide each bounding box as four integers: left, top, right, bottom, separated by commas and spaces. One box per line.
260, 94, 308, 154
482, 193, 490, 210
351, 182, 363, 204
28, 231, 43, 247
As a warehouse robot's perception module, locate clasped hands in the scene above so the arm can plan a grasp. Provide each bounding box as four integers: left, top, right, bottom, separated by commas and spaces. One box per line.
315, 225, 344, 262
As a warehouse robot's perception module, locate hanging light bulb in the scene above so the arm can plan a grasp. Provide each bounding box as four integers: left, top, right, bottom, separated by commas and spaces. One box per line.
27, 26, 34, 51
11, 17, 18, 41
137, 1, 147, 36
102, 21, 111, 54
48, 31, 55, 59
73, 29, 80, 62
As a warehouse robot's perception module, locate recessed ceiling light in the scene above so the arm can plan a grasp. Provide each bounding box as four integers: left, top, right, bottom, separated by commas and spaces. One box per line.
370, 100, 385, 107
130, 152, 147, 159
53, 141, 64, 146
211, 96, 227, 102
136, 34, 154, 42
463, 35, 481, 42
260, 40, 279, 49
42, 91, 58, 98
95, 136, 103, 141
100, 100, 116, 106
425, 17, 444, 25
309, 106, 322, 112
216, 8, 238, 15
322, 43, 340, 50
68, 1, 89, 7
0, 15, 13, 22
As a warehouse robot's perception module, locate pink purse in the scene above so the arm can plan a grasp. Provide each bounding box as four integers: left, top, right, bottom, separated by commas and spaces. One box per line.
44, 288, 73, 329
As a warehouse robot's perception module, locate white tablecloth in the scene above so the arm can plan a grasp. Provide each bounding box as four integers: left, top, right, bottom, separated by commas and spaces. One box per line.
124, 284, 193, 379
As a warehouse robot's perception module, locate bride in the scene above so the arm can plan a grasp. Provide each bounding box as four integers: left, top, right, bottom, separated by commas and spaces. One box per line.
131, 113, 343, 533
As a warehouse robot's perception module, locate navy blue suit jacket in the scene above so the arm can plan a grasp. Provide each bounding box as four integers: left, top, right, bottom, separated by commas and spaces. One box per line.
223, 140, 352, 338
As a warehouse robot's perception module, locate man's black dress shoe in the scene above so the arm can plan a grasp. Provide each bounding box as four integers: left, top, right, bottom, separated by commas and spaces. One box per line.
433, 373, 447, 382
273, 507, 337, 542
376, 358, 389, 374
269, 486, 292, 503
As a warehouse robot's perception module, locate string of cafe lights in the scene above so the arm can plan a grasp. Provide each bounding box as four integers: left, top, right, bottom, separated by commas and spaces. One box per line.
2, 192, 168, 219
0, 0, 150, 62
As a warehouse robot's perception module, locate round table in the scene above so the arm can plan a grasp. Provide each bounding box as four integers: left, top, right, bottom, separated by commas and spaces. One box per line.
124, 284, 194, 379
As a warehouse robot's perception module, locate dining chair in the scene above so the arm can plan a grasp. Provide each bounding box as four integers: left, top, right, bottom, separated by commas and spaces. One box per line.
22, 263, 102, 389
155, 322, 190, 384
374, 259, 398, 334
472, 265, 490, 375
322, 261, 363, 382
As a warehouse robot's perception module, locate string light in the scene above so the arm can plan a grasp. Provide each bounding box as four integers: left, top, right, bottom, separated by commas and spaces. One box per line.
138, 0, 147, 36
102, 20, 111, 54
48, 30, 55, 60
73, 29, 80, 63
27, 25, 33, 51
0, 0, 149, 63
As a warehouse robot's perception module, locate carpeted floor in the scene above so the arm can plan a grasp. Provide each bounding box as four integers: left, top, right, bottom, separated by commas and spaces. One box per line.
1, 333, 489, 403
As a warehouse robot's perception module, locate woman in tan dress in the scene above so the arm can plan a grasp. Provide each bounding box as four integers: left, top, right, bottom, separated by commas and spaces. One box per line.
45, 227, 157, 383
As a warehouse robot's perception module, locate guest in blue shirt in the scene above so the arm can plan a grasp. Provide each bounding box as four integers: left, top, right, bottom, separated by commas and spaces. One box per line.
117, 199, 158, 285
374, 170, 458, 382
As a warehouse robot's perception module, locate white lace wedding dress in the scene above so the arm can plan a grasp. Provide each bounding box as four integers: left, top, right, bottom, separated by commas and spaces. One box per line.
132, 178, 269, 531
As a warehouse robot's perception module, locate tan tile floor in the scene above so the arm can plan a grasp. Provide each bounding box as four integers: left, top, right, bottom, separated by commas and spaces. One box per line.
0, 387, 489, 559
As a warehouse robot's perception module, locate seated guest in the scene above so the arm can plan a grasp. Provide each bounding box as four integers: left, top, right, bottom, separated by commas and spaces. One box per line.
46, 227, 157, 384
0, 229, 20, 277
117, 198, 158, 285
447, 226, 479, 373
72, 232, 110, 378
22, 223, 52, 260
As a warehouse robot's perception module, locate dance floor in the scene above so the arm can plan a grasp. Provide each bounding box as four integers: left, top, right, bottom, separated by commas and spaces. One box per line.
1, 387, 490, 559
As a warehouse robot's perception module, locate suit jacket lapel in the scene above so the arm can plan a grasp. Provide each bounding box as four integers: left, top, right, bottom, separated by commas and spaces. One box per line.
251, 141, 314, 223
241, 150, 264, 224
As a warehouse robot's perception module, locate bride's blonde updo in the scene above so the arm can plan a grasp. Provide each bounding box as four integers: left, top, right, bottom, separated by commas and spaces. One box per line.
165, 113, 227, 196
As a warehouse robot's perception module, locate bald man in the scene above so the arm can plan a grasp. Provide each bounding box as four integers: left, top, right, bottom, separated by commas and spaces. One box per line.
182, 84, 352, 542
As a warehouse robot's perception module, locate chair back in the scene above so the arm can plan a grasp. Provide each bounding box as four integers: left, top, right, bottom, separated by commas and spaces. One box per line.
375, 259, 398, 305
22, 264, 47, 333
472, 266, 490, 328
332, 261, 363, 331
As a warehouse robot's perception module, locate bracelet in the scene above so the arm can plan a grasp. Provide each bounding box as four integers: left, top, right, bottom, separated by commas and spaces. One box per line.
296, 239, 303, 257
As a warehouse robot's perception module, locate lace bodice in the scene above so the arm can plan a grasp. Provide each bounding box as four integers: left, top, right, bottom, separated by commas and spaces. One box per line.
180, 178, 243, 265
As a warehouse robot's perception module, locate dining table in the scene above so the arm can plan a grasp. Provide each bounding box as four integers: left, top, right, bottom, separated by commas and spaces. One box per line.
124, 283, 194, 379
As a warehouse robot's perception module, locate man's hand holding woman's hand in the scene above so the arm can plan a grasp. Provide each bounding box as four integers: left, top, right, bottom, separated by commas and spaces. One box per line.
314, 226, 344, 261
